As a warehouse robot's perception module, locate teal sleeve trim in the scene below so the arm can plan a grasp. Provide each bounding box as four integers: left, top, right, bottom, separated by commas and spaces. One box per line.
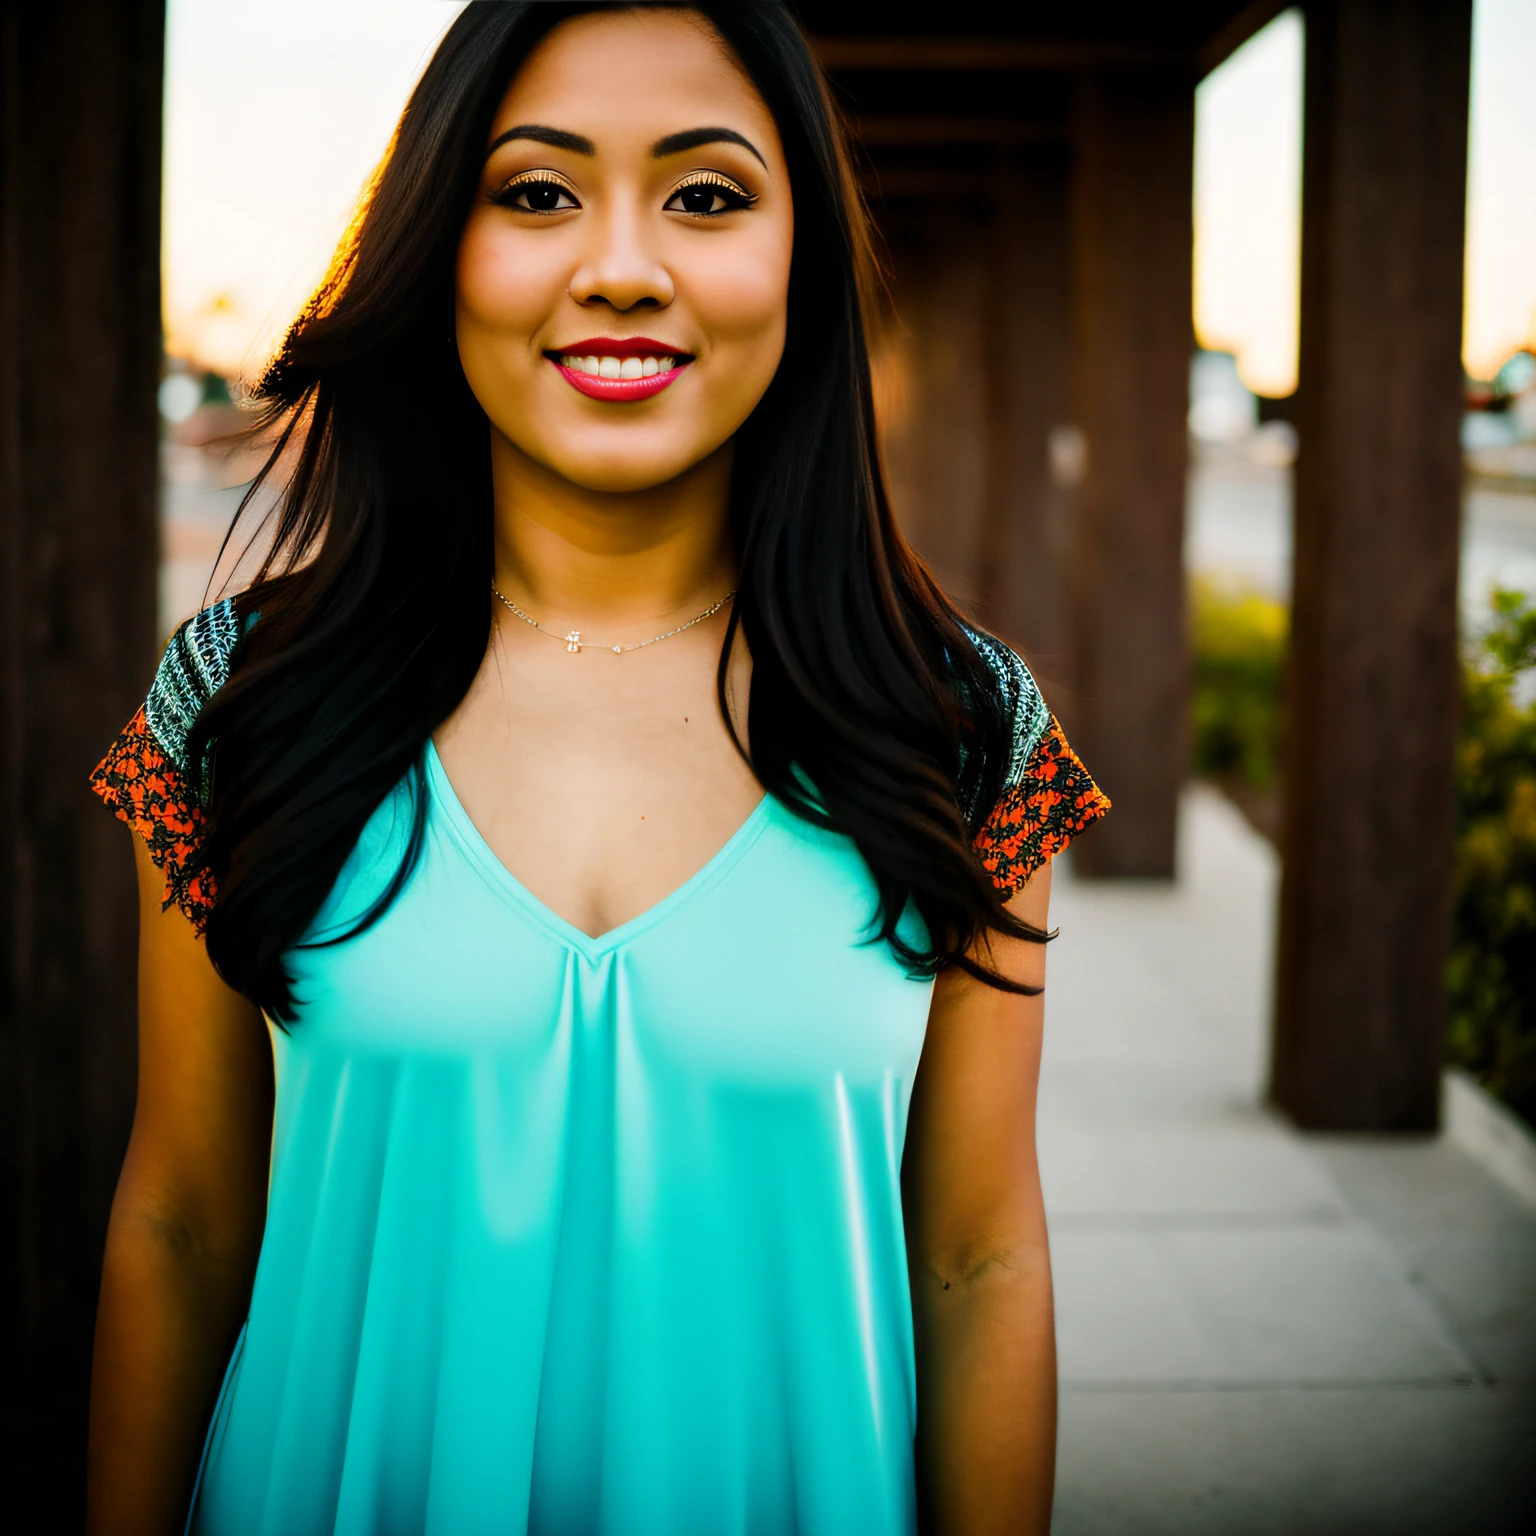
956, 624, 1051, 824
142, 596, 241, 803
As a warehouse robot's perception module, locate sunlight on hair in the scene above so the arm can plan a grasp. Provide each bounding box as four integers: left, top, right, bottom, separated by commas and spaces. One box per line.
162, 0, 467, 379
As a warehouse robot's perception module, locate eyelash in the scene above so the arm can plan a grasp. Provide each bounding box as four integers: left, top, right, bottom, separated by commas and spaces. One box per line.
487, 171, 579, 214
665, 172, 758, 216
487, 170, 758, 217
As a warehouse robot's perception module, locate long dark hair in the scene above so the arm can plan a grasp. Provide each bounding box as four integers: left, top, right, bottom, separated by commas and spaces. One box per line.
196, 0, 1045, 1021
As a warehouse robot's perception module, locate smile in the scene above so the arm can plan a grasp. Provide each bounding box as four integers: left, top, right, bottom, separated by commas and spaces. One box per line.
547, 336, 692, 401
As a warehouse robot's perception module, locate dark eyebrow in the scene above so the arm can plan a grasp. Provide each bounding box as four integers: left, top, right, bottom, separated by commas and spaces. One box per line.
484, 124, 595, 159
650, 127, 766, 168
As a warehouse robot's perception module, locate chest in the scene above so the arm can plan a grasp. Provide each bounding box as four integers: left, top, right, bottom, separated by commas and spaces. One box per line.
434, 629, 761, 939
292, 773, 934, 1096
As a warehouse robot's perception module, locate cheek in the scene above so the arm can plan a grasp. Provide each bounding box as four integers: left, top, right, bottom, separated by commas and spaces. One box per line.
691, 237, 792, 366
455, 219, 559, 343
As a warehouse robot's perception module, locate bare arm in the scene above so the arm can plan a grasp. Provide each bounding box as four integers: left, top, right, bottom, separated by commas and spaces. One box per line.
903, 866, 1056, 1535
87, 837, 274, 1535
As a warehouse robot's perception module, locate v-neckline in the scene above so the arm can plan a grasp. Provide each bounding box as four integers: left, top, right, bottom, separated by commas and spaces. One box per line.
424, 739, 772, 961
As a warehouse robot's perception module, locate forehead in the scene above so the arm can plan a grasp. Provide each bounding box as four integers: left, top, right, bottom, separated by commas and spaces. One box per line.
489, 8, 778, 150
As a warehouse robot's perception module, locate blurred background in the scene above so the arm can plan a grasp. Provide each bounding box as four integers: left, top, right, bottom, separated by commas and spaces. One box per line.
3, 1, 1534, 1530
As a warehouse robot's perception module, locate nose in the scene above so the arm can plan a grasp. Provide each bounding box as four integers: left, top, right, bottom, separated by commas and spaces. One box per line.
567, 198, 675, 313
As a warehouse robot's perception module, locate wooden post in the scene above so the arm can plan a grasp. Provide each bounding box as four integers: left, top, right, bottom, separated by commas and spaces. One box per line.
1271, 0, 1472, 1131
981, 159, 1075, 702
1068, 72, 1195, 878
873, 159, 1074, 695
0, 0, 164, 1517
877, 209, 996, 612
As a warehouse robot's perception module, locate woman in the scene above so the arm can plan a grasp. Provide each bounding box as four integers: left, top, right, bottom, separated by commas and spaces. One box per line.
87, 4, 1107, 1532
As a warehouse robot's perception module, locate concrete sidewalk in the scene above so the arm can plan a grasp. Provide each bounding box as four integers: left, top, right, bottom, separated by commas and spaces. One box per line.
1041, 786, 1536, 1535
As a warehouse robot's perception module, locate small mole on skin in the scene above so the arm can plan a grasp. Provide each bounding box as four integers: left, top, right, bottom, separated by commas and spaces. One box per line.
942, 1281, 951, 1291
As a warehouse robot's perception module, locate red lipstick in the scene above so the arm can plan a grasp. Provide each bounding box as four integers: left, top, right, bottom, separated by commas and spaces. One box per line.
547, 336, 692, 402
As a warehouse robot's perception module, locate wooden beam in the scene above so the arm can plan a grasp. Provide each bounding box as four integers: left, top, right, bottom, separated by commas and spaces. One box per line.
0, 0, 164, 1516
862, 167, 1002, 201
1067, 73, 1195, 878
854, 116, 1067, 149
1271, 0, 1472, 1131
810, 35, 1188, 73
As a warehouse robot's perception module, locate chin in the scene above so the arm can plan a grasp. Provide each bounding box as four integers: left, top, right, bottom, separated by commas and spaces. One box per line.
540, 441, 715, 496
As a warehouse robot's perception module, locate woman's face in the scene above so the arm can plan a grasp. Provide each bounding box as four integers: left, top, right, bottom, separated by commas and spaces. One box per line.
455, 8, 794, 495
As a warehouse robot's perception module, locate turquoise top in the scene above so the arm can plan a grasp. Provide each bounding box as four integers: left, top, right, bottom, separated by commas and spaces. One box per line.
89, 599, 1108, 1536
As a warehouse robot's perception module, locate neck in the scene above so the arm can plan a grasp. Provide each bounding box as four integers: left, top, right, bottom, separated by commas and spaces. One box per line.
489, 429, 737, 632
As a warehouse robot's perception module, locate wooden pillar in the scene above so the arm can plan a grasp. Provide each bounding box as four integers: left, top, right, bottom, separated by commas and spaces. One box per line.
1271, 0, 1471, 1131
0, 0, 164, 1519
875, 161, 1074, 690
878, 208, 996, 612
1069, 72, 1195, 878
982, 159, 1075, 701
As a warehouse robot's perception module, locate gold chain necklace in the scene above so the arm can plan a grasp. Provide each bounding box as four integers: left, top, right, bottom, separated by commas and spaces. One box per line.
490, 581, 736, 655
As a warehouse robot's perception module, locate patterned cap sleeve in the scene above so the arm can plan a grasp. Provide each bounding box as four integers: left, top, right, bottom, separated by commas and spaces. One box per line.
89, 598, 243, 930
962, 628, 1110, 897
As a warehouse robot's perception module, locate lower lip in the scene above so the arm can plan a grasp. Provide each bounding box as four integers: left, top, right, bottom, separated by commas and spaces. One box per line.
553, 361, 690, 402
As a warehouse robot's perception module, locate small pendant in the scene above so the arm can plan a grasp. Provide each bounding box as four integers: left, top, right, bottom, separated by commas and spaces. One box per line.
564, 630, 581, 654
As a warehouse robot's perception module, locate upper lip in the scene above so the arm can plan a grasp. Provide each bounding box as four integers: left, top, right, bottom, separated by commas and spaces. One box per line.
547, 336, 691, 361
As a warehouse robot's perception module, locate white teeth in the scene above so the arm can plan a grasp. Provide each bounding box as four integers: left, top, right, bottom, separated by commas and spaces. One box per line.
559, 353, 679, 379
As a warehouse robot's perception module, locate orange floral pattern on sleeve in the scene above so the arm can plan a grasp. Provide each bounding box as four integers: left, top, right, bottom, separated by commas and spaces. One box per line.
973, 716, 1110, 897
89, 705, 217, 930
88, 598, 243, 931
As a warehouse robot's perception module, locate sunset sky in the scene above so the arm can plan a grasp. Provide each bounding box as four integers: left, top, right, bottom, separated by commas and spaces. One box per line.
163, 1, 1536, 396
1192, 0, 1536, 394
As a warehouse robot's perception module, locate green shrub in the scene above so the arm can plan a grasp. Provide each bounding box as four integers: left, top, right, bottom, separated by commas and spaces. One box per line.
1447, 589, 1536, 1124
1190, 576, 1287, 787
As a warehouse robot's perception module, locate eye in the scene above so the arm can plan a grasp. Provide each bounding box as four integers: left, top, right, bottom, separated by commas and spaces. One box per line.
664, 175, 757, 217
489, 173, 580, 214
